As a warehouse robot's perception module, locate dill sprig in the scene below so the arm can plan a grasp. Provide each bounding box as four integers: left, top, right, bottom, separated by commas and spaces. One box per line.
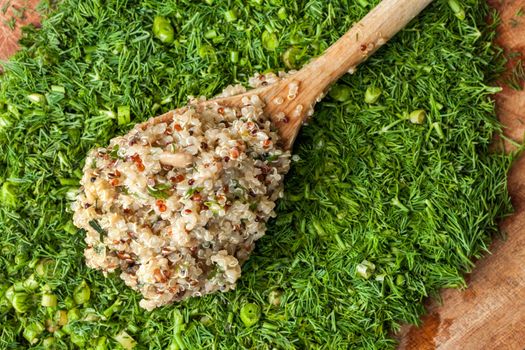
0, 0, 512, 349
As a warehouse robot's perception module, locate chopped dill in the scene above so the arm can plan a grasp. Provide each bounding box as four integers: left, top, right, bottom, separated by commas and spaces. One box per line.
0, 0, 513, 349
148, 183, 173, 199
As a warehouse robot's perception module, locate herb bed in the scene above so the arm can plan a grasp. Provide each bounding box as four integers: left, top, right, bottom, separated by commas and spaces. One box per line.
0, 0, 512, 349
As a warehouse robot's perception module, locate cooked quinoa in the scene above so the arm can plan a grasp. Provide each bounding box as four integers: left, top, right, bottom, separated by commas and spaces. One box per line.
72, 80, 290, 310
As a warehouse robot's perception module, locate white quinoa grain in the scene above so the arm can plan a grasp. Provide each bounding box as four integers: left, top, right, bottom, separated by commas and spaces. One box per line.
73, 77, 291, 310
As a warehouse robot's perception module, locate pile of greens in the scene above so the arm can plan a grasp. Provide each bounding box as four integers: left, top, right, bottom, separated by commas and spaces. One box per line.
0, 0, 513, 349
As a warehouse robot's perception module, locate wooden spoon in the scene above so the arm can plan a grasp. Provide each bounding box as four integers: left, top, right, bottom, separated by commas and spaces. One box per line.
146, 0, 433, 150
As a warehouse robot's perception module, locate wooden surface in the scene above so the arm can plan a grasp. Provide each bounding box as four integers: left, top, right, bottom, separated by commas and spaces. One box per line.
1, 1, 525, 349
0, 0, 39, 62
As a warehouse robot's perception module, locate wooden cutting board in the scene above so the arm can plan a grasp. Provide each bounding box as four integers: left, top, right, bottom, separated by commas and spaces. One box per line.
1, 1, 524, 348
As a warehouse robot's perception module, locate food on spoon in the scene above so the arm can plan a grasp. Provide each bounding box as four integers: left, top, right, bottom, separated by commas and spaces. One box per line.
72, 80, 290, 310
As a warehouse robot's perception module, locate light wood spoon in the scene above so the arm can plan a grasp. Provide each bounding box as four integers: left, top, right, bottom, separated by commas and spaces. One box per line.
146, 0, 433, 150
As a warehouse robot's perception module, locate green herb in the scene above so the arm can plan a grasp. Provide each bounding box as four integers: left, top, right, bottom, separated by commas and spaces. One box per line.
23, 321, 44, 344
282, 46, 304, 69
262, 30, 279, 51
448, 0, 465, 20
265, 153, 279, 162
148, 183, 172, 199
364, 86, 382, 104
109, 145, 120, 159
409, 109, 426, 124
41, 293, 58, 307
185, 186, 203, 198
73, 280, 91, 305
329, 83, 352, 102
117, 105, 131, 125
89, 220, 106, 235
153, 16, 175, 44
0, 0, 513, 349
239, 303, 261, 327
224, 9, 238, 23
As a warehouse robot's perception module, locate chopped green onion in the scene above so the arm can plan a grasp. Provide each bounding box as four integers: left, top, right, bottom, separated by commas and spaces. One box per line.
364, 86, 382, 104
356, 260, 375, 279
7, 104, 19, 117
198, 44, 215, 58
27, 93, 45, 104
46, 91, 65, 105
59, 178, 79, 186
95, 336, 108, 350
409, 109, 426, 124
23, 321, 45, 345
99, 109, 116, 119
433, 122, 445, 139
152, 103, 161, 113
127, 323, 139, 333
282, 47, 302, 69
42, 337, 56, 348
61, 324, 73, 335
114, 330, 137, 350
329, 84, 352, 102
51, 85, 66, 93
239, 303, 260, 327
55, 309, 68, 326
224, 10, 238, 22
117, 105, 131, 125
12, 292, 31, 313
153, 16, 175, 43
268, 290, 282, 306
67, 308, 81, 322
70, 332, 86, 347
204, 29, 217, 39
396, 274, 405, 286
53, 329, 65, 338
262, 30, 279, 51
4, 286, 15, 304
448, 0, 465, 20
160, 96, 173, 105
82, 308, 100, 322
0, 114, 12, 130
230, 50, 239, 63
277, 7, 288, 20
73, 280, 91, 305
262, 321, 278, 330
1, 182, 18, 208
103, 298, 122, 319
23, 275, 39, 291
63, 296, 76, 310
42, 293, 58, 307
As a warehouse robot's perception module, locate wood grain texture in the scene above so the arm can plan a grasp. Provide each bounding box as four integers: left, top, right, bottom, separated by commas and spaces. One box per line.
1, 1, 524, 349
0, 0, 39, 61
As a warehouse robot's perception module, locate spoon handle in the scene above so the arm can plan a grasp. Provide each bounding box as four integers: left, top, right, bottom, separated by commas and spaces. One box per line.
268, 0, 433, 148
